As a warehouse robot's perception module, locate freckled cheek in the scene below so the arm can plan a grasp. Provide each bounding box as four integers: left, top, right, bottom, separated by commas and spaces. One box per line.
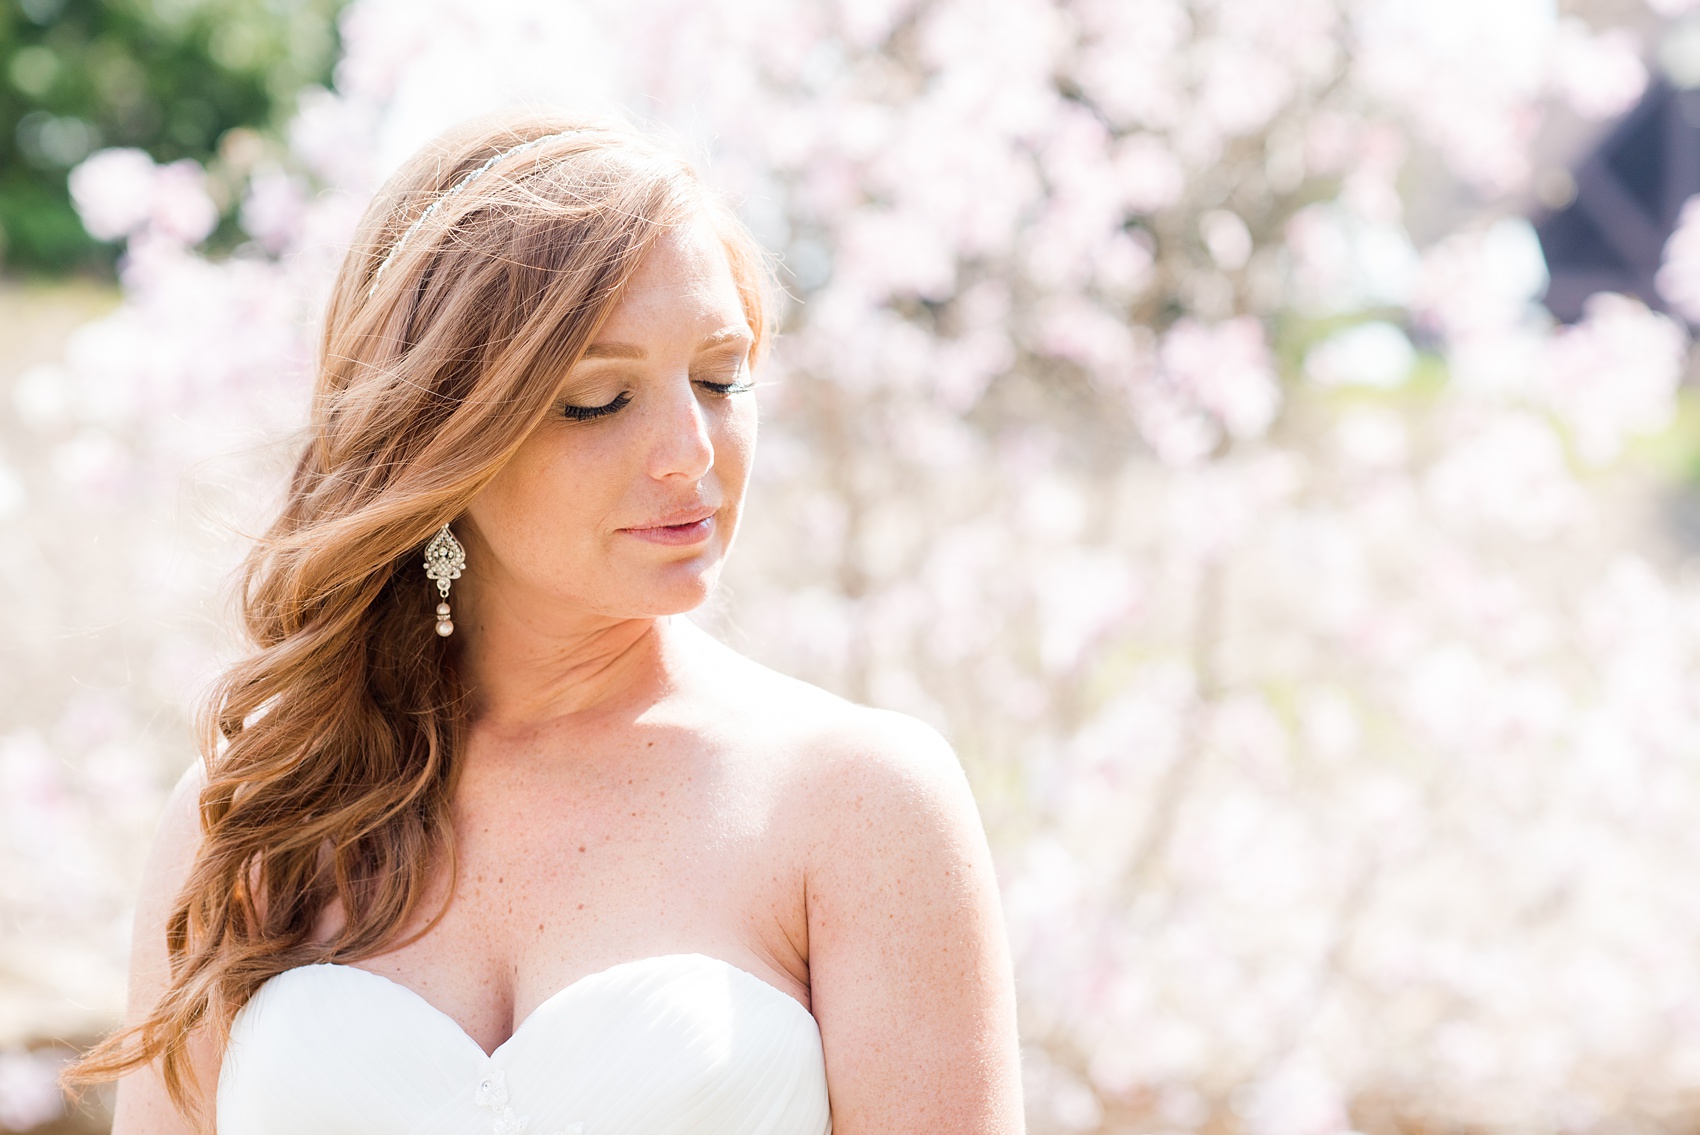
475, 436, 621, 569
714, 403, 759, 505
528, 441, 632, 549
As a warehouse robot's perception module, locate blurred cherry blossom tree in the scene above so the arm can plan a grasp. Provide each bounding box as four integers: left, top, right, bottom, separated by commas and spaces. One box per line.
11, 0, 1700, 1132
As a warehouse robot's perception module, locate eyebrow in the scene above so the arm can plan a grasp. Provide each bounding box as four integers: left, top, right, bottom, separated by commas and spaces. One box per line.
580, 342, 646, 359
579, 326, 752, 361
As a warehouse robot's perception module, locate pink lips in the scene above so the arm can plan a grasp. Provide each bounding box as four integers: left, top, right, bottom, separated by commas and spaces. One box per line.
620, 508, 716, 546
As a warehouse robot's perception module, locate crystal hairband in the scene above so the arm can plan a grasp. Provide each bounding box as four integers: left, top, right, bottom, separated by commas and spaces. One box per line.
367, 129, 583, 298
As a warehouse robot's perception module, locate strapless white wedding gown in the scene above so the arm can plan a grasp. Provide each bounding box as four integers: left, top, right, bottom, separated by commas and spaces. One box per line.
217, 952, 832, 1134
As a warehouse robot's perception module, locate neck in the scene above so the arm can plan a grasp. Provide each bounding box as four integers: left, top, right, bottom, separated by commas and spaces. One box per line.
454, 579, 678, 730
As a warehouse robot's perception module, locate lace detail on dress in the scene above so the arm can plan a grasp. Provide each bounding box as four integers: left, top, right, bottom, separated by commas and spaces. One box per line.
475, 1071, 526, 1134
476, 1070, 583, 1135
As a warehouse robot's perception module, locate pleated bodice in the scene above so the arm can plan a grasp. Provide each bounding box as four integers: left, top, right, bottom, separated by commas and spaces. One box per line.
217, 952, 832, 1135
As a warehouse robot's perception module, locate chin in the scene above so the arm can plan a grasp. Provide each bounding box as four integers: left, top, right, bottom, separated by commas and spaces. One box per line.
620, 561, 723, 617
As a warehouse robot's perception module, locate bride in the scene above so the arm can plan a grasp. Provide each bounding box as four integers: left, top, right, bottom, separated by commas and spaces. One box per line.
66, 113, 1024, 1134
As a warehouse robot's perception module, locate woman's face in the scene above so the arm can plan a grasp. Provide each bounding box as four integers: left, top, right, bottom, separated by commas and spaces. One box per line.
462, 215, 758, 622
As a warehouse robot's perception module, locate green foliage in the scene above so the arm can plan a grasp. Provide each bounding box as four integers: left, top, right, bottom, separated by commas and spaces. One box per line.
0, 0, 342, 275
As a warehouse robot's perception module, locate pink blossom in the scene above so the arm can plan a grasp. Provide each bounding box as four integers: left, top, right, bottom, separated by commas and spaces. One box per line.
1114, 134, 1187, 215
1034, 296, 1143, 381
1197, 43, 1291, 138
1543, 294, 1686, 465
148, 160, 219, 245
67, 148, 156, 241
1351, 0, 1553, 194
240, 168, 310, 254
1548, 20, 1647, 121
1656, 195, 1700, 325
1424, 413, 1581, 539
67, 150, 219, 247
1285, 204, 1419, 314
1159, 317, 1281, 441
1240, 1058, 1352, 1135
1071, 0, 1188, 129
1200, 210, 1253, 271
1413, 219, 1549, 339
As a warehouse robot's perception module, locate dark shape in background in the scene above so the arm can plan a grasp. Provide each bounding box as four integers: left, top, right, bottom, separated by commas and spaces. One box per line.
0, 0, 342, 276
1538, 78, 1700, 322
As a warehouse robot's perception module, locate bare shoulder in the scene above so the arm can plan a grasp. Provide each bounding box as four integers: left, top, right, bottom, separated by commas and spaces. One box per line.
788, 701, 975, 839
682, 634, 1025, 1132
680, 624, 991, 924
128, 758, 207, 1017
145, 760, 208, 909
774, 693, 991, 918
682, 624, 973, 826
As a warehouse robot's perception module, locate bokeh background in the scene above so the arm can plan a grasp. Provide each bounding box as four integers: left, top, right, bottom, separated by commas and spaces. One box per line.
6, 0, 1700, 1132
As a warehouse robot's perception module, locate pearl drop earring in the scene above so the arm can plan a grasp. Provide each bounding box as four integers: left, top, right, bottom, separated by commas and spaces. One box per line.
422, 523, 466, 636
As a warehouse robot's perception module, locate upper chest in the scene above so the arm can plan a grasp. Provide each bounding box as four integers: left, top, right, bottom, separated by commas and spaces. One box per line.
342, 722, 814, 1051
449, 724, 786, 896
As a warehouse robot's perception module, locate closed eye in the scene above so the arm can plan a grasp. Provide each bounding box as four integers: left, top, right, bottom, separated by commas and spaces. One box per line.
694, 378, 755, 396
560, 391, 631, 421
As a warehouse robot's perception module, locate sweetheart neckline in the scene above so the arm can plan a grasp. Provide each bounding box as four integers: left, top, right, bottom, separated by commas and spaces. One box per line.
260, 952, 817, 1061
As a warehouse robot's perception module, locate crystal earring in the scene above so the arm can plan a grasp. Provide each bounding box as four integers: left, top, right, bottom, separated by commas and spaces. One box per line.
422, 523, 466, 637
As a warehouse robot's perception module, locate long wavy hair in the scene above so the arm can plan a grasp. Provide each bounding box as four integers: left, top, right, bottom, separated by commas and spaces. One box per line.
63, 111, 775, 1123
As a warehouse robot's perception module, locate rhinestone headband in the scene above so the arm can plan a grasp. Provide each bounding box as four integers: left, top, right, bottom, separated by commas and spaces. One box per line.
367, 130, 582, 298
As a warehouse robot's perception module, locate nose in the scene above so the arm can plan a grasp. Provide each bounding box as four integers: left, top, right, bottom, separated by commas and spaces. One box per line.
644, 377, 715, 483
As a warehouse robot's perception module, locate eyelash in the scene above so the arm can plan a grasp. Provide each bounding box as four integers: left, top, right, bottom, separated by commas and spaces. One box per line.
561, 391, 631, 421
697, 379, 755, 397
558, 379, 753, 421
